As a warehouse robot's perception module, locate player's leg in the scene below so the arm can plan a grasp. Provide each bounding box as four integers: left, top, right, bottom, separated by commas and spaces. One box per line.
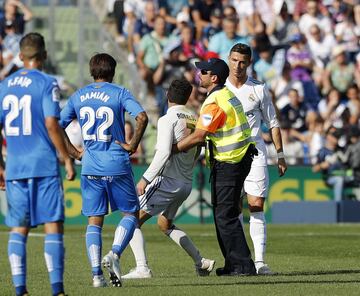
6, 179, 32, 296
81, 176, 108, 287
44, 222, 66, 296
35, 176, 67, 295
86, 216, 106, 287
8, 227, 29, 296
158, 214, 215, 276
102, 174, 139, 286
244, 166, 271, 275
123, 176, 167, 279
159, 178, 215, 276
122, 209, 153, 279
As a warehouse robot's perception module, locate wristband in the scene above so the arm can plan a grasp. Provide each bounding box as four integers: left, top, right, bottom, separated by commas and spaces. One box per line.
277, 151, 285, 159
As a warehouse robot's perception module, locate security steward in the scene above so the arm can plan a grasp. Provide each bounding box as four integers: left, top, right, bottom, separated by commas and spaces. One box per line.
174, 58, 257, 275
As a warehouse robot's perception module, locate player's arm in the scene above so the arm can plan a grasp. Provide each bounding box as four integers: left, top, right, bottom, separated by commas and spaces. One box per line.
118, 111, 148, 155
137, 117, 173, 195
0, 126, 5, 190
260, 85, 287, 177
62, 129, 83, 161
46, 117, 75, 181
175, 128, 208, 153
175, 103, 225, 153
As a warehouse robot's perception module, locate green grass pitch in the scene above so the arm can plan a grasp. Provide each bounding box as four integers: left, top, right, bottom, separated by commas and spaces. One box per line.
1, 224, 359, 295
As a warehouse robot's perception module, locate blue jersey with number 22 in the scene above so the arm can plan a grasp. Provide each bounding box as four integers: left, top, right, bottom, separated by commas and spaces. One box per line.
0, 69, 61, 180
60, 82, 144, 176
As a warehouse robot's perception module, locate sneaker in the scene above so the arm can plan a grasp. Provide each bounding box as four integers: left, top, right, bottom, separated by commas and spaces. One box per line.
122, 266, 153, 279
93, 274, 107, 287
195, 258, 215, 276
102, 251, 122, 287
256, 262, 273, 275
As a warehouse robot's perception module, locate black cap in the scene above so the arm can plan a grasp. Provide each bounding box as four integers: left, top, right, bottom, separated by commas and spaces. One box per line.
195, 58, 229, 83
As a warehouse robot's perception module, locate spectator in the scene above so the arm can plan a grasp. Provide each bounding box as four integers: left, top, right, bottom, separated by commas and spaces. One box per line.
271, 62, 304, 110
190, 0, 222, 39
0, 0, 32, 38
346, 84, 360, 126
312, 127, 345, 202
334, 8, 359, 61
286, 33, 319, 110
318, 88, 349, 130
201, 7, 222, 48
280, 88, 308, 136
323, 45, 355, 96
159, 0, 189, 31
132, 1, 157, 52
137, 15, 169, 81
208, 17, 249, 61
266, 0, 299, 47
298, 0, 332, 39
178, 24, 207, 60
254, 45, 278, 86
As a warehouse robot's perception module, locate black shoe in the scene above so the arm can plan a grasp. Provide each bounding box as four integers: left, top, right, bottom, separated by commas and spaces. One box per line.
216, 266, 256, 276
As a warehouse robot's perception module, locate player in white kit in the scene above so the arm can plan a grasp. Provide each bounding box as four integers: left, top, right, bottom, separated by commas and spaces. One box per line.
122, 78, 215, 279
225, 43, 287, 275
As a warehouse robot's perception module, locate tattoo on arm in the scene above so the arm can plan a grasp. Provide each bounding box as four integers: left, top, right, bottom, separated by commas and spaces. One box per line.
129, 111, 148, 152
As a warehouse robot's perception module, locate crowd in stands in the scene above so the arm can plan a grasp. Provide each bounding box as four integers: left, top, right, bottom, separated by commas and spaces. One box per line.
106, 0, 360, 176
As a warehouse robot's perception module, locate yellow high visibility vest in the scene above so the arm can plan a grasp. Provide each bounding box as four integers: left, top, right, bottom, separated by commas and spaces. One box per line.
201, 86, 254, 164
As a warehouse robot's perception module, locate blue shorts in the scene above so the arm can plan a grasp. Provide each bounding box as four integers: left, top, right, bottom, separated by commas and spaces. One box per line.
5, 176, 64, 228
81, 173, 139, 216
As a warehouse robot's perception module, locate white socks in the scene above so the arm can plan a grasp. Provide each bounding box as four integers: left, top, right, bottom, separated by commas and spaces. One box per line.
129, 228, 148, 268
249, 211, 266, 263
166, 226, 202, 265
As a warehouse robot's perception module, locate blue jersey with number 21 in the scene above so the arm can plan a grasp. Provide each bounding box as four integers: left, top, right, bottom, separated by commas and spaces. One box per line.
60, 82, 144, 176
0, 69, 61, 180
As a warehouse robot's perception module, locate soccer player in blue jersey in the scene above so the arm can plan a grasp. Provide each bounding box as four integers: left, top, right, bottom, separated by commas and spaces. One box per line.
0, 32, 75, 296
60, 53, 148, 288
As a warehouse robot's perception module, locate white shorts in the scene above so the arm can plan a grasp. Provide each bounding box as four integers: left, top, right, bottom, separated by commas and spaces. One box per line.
243, 165, 269, 198
139, 176, 192, 220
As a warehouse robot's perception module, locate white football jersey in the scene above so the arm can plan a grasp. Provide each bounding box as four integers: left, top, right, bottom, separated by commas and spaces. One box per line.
226, 77, 280, 166
143, 105, 197, 183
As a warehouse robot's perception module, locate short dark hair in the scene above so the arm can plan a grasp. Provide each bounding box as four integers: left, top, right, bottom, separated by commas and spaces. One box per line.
89, 53, 117, 81
20, 32, 46, 60
167, 78, 193, 105
230, 43, 252, 59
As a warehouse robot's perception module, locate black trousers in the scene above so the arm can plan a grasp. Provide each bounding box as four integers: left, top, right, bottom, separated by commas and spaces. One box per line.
211, 145, 256, 273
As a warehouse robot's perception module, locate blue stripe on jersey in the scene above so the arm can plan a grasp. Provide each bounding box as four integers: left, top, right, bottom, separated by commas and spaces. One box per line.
60, 82, 144, 176
0, 69, 60, 180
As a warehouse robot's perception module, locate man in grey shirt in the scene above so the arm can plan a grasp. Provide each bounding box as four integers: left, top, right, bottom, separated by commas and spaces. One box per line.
122, 78, 215, 279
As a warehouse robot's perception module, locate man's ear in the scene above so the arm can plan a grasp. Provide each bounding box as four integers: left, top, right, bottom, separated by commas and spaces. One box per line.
211, 74, 219, 84
19, 52, 24, 62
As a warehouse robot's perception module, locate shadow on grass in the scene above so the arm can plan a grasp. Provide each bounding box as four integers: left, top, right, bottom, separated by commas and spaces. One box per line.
126, 278, 360, 288
276, 269, 360, 276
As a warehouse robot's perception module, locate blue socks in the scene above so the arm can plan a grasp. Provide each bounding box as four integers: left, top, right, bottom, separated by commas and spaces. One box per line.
86, 225, 103, 276
8, 232, 27, 295
112, 215, 137, 257
44, 233, 64, 295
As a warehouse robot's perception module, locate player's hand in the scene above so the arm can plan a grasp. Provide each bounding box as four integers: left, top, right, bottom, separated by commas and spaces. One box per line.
75, 147, 84, 161
115, 140, 137, 155
172, 143, 180, 154
278, 158, 287, 177
136, 178, 148, 196
64, 158, 76, 181
0, 167, 6, 190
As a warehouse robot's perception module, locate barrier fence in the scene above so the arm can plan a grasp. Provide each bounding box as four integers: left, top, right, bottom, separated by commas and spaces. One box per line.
0, 164, 338, 225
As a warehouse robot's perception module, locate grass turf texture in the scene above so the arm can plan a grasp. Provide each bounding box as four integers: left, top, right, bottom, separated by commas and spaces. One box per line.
0, 224, 359, 296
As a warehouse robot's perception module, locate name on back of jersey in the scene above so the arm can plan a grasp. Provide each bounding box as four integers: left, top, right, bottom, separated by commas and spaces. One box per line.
7, 76, 32, 88
80, 91, 110, 103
